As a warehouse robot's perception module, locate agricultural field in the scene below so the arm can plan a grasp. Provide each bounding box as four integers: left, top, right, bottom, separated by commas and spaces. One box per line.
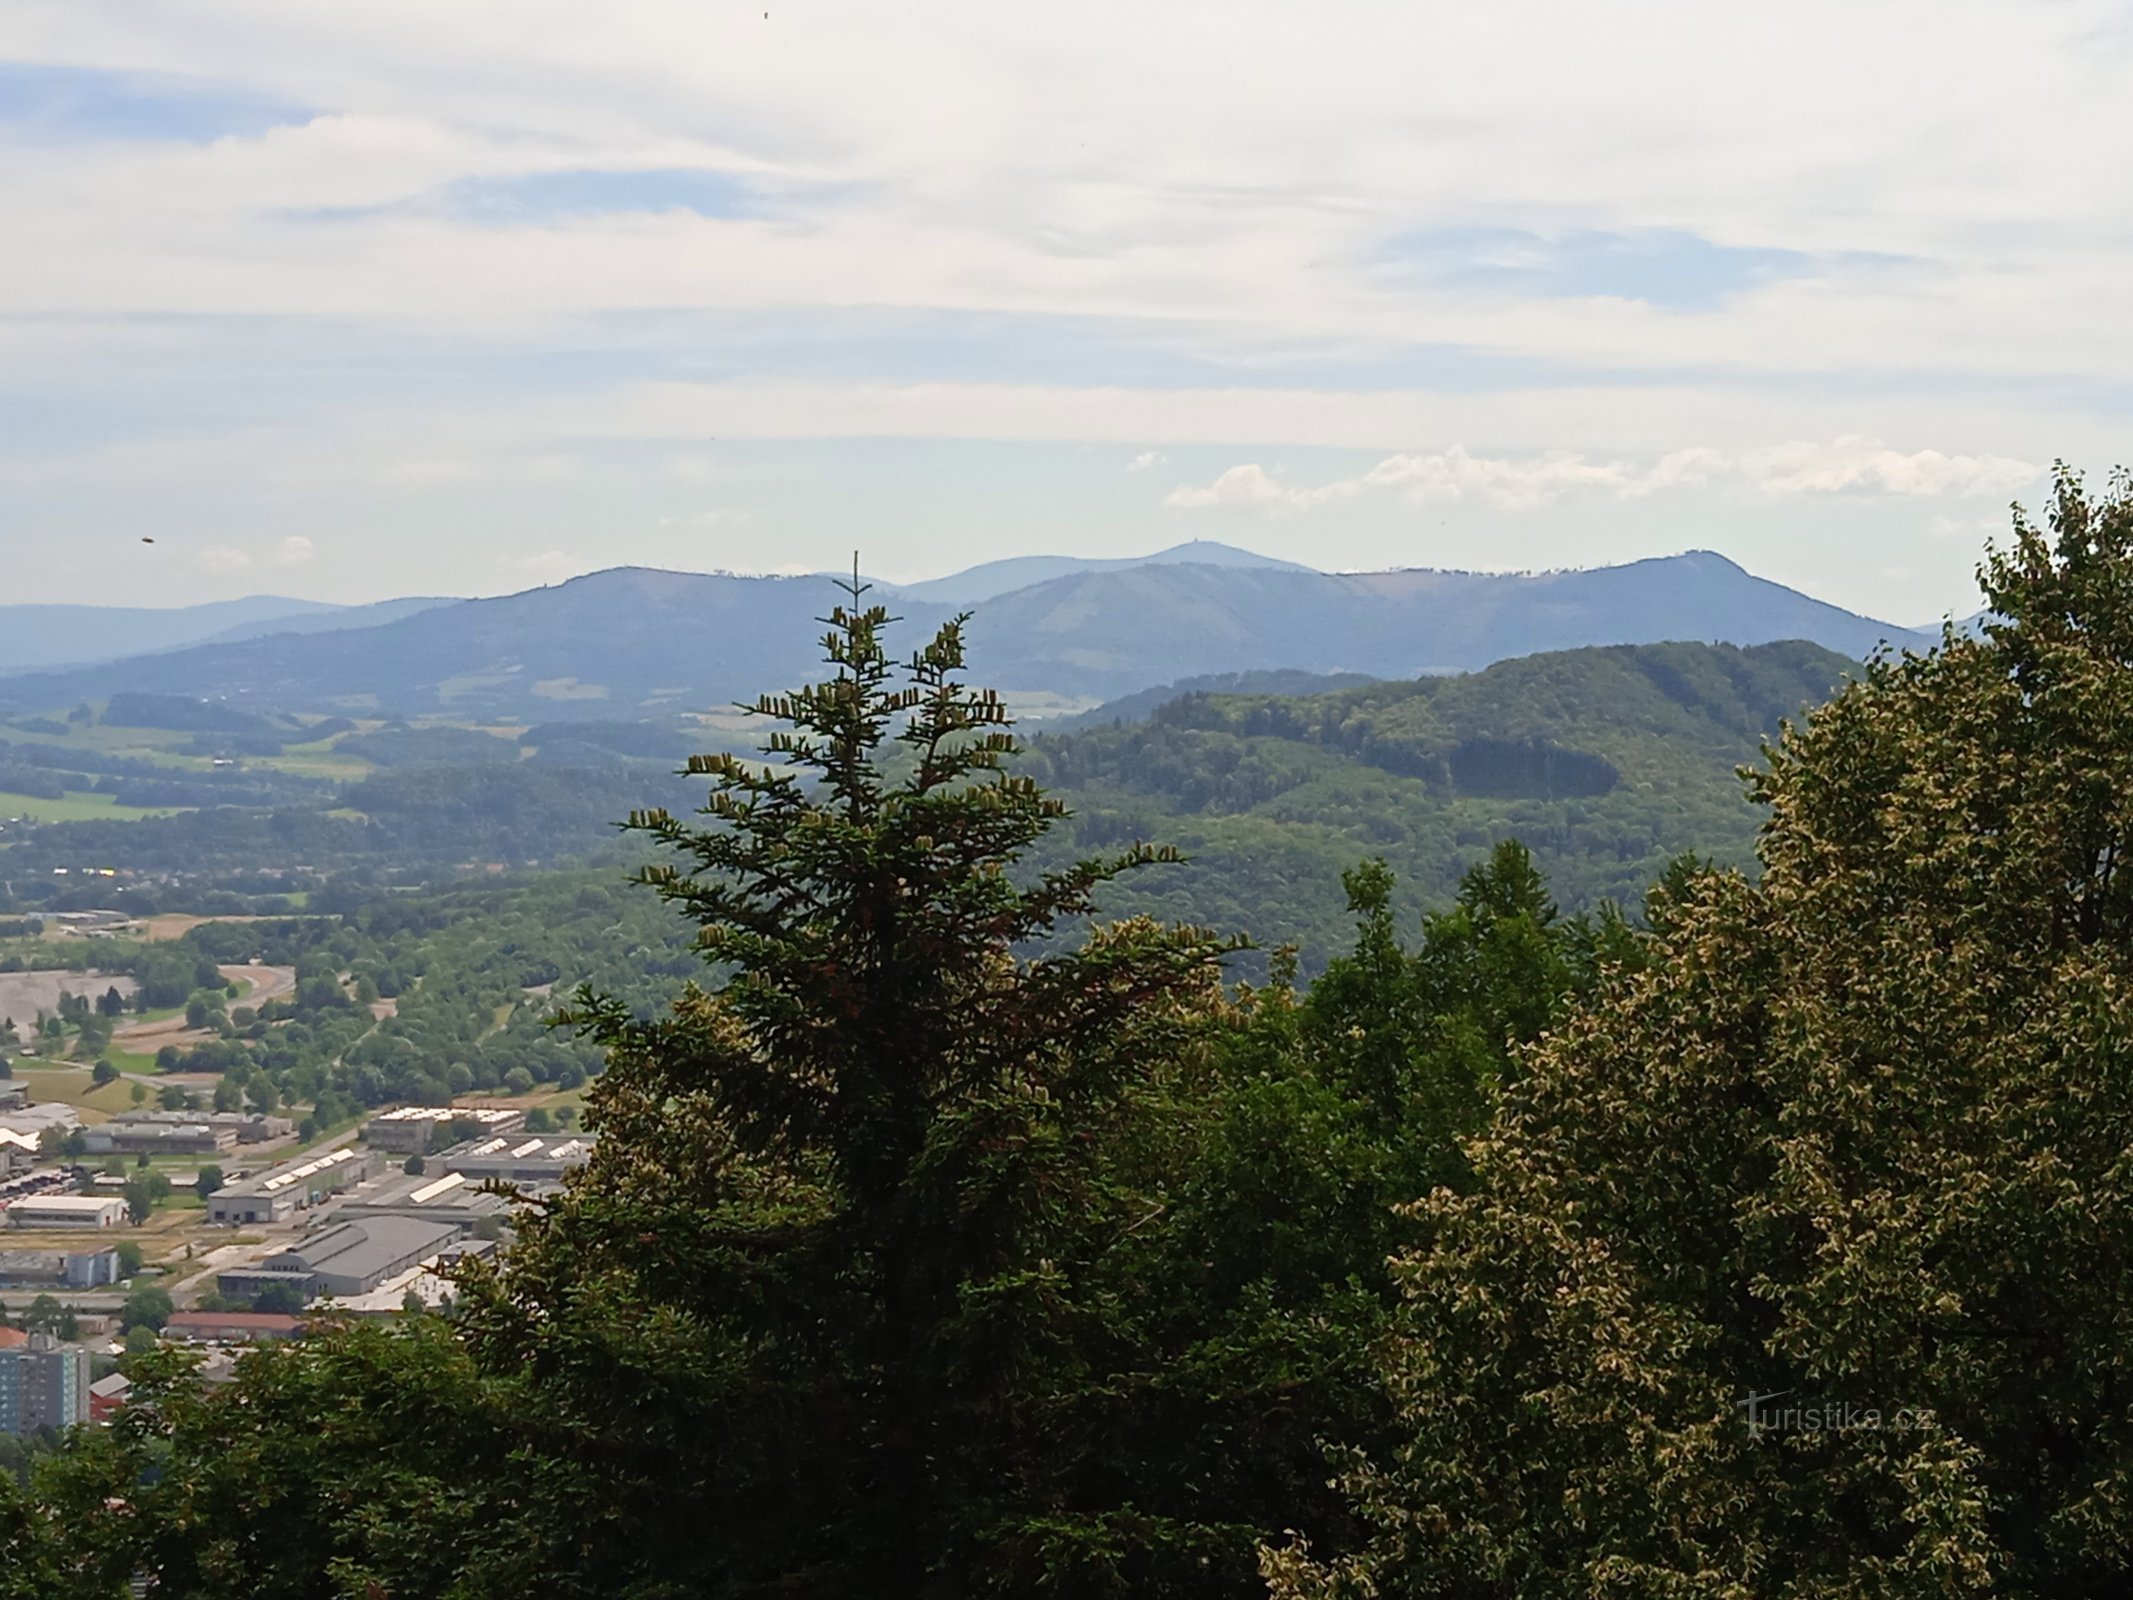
0, 790, 187, 822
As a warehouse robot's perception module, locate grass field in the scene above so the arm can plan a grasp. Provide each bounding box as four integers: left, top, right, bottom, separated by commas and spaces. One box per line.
9, 1061, 137, 1121
3, 710, 384, 784
0, 789, 188, 822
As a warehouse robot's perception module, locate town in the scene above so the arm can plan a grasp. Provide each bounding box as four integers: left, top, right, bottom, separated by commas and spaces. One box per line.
1, 1075, 591, 1436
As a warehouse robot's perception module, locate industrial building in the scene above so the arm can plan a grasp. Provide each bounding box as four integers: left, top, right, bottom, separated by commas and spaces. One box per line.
207, 1146, 382, 1225
217, 1214, 464, 1304
364, 1105, 524, 1154
0, 1332, 90, 1433
339, 1168, 516, 1230
439, 1133, 595, 1184
0, 1082, 25, 1111
162, 1311, 306, 1344
4, 1194, 128, 1230
0, 1102, 80, 1141
0, 1127, 34, 1173
0, 1247, 122, 1289
104, 1109, 294, 1146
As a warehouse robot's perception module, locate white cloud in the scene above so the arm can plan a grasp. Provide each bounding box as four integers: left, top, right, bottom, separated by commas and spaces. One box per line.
0, 1, 2115, 623
271, 534, 316, 565
193, 544, 253, 573
1734, 437, 2038, 498
1166, 439, 2043, 514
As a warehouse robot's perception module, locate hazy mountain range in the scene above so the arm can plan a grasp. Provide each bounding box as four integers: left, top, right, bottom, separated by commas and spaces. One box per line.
0, 594, 454, 675
0, 542, 1930, 719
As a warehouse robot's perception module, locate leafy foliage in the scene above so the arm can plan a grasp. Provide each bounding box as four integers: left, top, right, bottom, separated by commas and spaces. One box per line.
1271, 468, 2133, 1598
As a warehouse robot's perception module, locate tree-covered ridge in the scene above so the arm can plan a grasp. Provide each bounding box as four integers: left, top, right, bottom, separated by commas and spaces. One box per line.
1023, 638, 1858, 960
1047, 638, 1857, 797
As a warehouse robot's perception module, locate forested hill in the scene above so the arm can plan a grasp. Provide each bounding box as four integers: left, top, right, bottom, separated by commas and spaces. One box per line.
1025, 637, 1858, 960
0, 550, 1921, 719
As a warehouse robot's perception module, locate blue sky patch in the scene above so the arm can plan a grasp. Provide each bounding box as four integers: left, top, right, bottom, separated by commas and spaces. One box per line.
444, 168, 762, 222
0, 61, 310, 143
1384, 226, 1825, 311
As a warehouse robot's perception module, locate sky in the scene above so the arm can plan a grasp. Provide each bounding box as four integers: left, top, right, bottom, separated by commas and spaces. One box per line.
3, 3, 2130, 624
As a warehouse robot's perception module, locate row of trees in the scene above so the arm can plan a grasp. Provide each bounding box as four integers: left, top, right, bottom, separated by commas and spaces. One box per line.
5, 472, 2132, 1596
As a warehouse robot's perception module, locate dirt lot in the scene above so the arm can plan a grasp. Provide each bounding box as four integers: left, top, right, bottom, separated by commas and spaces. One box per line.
0, 969, 136, 1028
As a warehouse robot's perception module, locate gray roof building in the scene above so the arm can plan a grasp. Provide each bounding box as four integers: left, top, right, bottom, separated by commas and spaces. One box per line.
217, 1215, 464, 1303
208, 1146, 382, 1225
439, 1133, 595, 1184
338, 1168, 517, 1229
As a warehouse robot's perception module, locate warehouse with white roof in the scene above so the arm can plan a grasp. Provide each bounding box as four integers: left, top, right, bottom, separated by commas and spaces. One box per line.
439, 1133, 595, 1184
208, 1147, 384, 1225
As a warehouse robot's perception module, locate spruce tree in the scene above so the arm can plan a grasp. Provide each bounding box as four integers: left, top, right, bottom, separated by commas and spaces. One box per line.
455, 582, 1238, 1594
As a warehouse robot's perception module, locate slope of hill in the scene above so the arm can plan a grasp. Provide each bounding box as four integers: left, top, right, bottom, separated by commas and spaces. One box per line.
1049, 669, 1384, 732
1022, 637, 1860, 960
0, 595, 341, 674
890, 539, 1312, 606
0, 552, 1924, 721
189, 595, 456, 648
964, 550, 1922, 699
0, 594, 461, 676
0, 636, 1858, 967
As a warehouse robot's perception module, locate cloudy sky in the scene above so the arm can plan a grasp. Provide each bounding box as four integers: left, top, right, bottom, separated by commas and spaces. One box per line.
2, 1, 2127, 622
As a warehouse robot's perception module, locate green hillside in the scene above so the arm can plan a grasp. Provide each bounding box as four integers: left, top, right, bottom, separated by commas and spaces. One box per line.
1025, 638, 1859, 960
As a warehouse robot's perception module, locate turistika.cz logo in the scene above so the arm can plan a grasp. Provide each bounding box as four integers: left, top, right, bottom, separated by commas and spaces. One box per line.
1738, 1389, 1936, 1441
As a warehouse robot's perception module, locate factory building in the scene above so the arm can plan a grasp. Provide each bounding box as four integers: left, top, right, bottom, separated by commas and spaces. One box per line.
0, 1103, 80, 1142
217, 1214, 464, 1304
439, 1134, 595, 1184
339, 1168, 516, 1230
162, 1311, 307, 1345
83, 1121, 234, 1157
0, 1128, 34, 1174
4, 1194, 129, 1230
207, 1147, 382, 1225
105, 1109, 294, 1146
0, 1248, 122, 1289
364, 1105, 525, 1154
0, 1332, 90, 1433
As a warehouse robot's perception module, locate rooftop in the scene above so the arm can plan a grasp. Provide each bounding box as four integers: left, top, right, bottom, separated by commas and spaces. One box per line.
6, 1194, 126, 1214
370, 1106, 522, 1126
225, 1146, 365, 1198
273, 1215, 464, 1280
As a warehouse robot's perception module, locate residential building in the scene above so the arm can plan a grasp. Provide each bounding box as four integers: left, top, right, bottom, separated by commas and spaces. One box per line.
0, 1332, 90, 1433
